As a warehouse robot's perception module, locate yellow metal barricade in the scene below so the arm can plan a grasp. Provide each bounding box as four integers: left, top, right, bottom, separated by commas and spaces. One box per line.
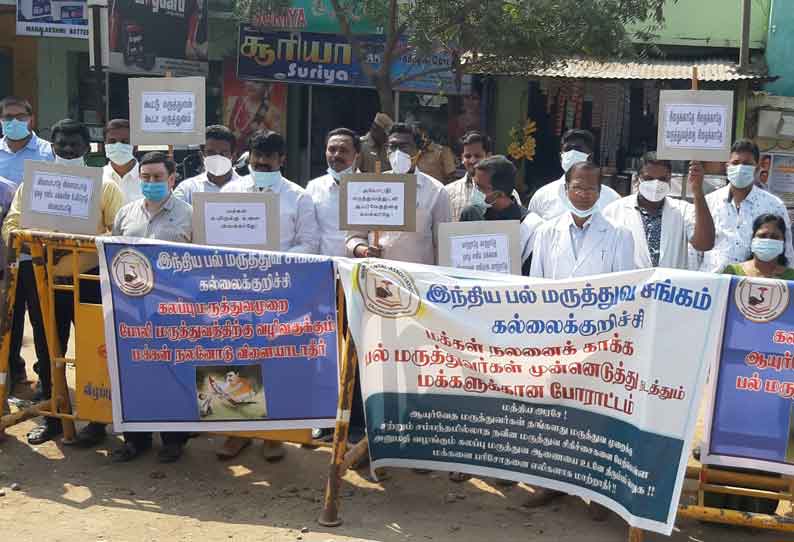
0, 230, 320, 445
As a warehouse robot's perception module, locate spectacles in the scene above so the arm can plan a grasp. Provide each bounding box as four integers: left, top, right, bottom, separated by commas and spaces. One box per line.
387, 142, 413, 152
567, 184, 599, 195
1, 114, 29, 122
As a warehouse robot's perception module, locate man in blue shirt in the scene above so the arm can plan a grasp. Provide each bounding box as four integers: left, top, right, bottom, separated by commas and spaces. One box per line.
0, 97, 53, 401
0, 96, 54, 184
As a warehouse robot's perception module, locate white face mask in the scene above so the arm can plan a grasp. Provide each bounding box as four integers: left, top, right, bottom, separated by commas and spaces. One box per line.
328, 164, 354, 183
389, 150, 413, 174
469, 187, 491, 209
638, 179, 671, 203
564, 193, 599, 219
204, 155, 233, 177
561, 150, 589, 173
727, 164, 756, 189
105, 143, 135, 166
55, 155, 85, 166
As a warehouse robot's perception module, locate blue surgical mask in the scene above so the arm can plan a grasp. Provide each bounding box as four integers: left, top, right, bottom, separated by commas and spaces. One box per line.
105, 143, 135, 166
55, 155, 85, 166
252, 170, 281, 190
751, 238, 785, 262
727, 164, 756, 189
328, 165, 354, 183
1, 119, 30, 141
141, 180, 169, 202
469, 187, 491, 210
564, 194, 599, 219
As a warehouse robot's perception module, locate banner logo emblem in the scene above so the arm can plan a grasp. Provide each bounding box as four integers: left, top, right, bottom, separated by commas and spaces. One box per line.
735, 279, 789, 323
111, 248, 154, 297
358, 263, 420, 318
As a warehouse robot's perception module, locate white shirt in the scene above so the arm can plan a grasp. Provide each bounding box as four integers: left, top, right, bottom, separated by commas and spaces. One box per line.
345, 170, 452, 265
103, 162, 142, 205
445, 173, 522, 222
530, 212, 635, 279
527, 175, 621, 220
697, 185, 794, 272
603, 195, 695, 270
520, 212, 544, 265
220, 174, 319, 254
305, 172, 347, 257
174, 170, 241, 205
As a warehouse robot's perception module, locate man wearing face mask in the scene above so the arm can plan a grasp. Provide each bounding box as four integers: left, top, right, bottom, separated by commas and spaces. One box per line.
698, 139, 794, 272
110, 152, 192, 462
102, 119, 142, 204
0, 96, 53, 184
346, 123, 451, 265
604, 153, 715, 269
531, 161, 634, 280
2, 118, 123, 444
174, 125, 240, 204
459, 155, 542, 275
305, 127, 360, 257
527, 129, 620, 220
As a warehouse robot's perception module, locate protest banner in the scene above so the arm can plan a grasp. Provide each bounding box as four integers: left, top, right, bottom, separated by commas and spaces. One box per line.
656, 90, 734, 162
108, 0, 208, 76
96, 238, 339, 432
17, 0, 89, 38
129, 76, 206, 146
192, 192, 280, 251
337, 260, 730, 534
703, 276, 794, 476
339, 173, 416, 232
438, 221, 520, 275
20, 160, 103, 235
237, 26, 471, 95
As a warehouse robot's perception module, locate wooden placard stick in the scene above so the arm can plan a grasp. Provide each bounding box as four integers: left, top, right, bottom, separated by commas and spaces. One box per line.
165, 70, 174, 161
681, 66, 701, 199
372, 160, 382, 249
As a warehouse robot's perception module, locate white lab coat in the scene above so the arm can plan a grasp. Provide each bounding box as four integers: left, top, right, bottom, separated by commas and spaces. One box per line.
530, 212, 635, 279
603, 194, 694, 270
527, 175, 621, 220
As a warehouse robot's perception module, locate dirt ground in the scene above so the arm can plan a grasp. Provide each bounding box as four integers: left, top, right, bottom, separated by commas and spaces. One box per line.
1, 324, 790, 542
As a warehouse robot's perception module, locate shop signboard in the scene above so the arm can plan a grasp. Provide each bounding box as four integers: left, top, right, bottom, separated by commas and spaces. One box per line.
237, 25, 471, 95
247, 0, 380, 34
17, 0, 89, 38
108, 0, 209, 76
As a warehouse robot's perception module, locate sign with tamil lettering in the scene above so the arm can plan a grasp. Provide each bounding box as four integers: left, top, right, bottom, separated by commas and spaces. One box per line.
237, 25, 471, 95
338, 261, 729, 535
129, 77, 206, 146
656, 90, 734, 162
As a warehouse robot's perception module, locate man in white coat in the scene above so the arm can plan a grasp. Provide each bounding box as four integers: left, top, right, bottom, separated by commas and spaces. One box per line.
531, 161, 635, 279
603, 153, 715, 269
218, 129, 319, 461
527, 129, 620, 220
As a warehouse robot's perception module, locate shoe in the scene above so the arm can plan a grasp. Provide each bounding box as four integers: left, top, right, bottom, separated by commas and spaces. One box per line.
27, 418, 63, 445
158, 443, 184, 463
311, 428, 334, 442
216, 437, 251, 460
262, 440, 286, 462
449, 472, 471, 483
112, 441, 148, 463
523, 487, 564, 508
66, 422, 107, 448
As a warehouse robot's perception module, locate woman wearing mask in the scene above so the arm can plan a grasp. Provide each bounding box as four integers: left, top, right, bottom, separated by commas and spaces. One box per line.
722, 213, 794, 279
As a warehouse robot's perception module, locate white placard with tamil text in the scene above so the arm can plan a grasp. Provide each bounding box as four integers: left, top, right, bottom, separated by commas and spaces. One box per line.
450, 234, 510, 273
347, 181, 405, 227
656, 90, 734, 162
141, 91, 196, 133
129, 77, 206, 146
204, 201, 268, 246
30, 172, 94, 219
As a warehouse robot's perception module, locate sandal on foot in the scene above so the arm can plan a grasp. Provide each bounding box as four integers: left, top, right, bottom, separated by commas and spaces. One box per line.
449, 472, 471, 483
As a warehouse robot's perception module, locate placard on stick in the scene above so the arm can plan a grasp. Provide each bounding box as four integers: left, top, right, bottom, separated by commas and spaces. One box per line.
192, 192, 280, 250
656, 90, 734, 162
20, 160, 104, 235
438, 221, 521, 275
339, 173, 417, 231
129, 76, 206, 146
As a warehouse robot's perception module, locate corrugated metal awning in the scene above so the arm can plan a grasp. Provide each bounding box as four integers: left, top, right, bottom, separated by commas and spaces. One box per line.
471, 57, 771, 82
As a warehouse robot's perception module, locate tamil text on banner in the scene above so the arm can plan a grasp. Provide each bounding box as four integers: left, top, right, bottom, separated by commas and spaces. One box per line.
97, 238, 339, 432
237, 26, 471, 95
704, 276, 794, 475
17, 0, 88, 38
337, 261, 728, 535
108, 0, 208, 76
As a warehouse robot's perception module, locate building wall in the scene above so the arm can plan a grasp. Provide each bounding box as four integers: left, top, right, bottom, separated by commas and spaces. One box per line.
0, 9, 38, 115
631, 0, 769, 49
36, 37, 88, 139
765, 0, 794, 96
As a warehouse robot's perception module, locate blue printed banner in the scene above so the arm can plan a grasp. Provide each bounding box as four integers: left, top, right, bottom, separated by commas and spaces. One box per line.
705, 276, 794, 475
237, 25, 471, 95
97, 238, 339, 432
338, 260, 729, 535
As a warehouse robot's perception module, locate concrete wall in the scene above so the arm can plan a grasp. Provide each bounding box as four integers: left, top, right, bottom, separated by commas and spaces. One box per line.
631, 0, 769, 49
0, 10, 39, 114
765, 0, 794, 95
36, 37, 88, 139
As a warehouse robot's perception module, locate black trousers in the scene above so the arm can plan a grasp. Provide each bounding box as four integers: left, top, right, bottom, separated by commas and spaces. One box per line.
123, 431, 189, 448
9, 261, 49, 388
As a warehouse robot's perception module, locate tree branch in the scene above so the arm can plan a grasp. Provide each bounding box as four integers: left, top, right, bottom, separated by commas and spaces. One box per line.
329, 0, 376, 78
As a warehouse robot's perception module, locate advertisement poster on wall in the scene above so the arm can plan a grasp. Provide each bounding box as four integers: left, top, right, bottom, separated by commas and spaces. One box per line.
108, 0, 209, 76
223, 60, 288, 157
17, 0, 89, 38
